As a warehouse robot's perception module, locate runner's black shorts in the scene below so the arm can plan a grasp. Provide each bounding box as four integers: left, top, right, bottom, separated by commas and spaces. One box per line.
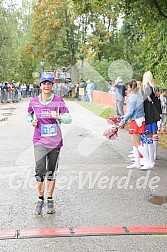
34, 144, 60, 182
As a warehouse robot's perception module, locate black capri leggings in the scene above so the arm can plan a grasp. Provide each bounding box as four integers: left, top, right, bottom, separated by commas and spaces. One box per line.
34, 144, 60, 182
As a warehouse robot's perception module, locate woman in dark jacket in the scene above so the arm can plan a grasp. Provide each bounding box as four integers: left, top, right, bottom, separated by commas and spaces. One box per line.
141, 71, 162, 169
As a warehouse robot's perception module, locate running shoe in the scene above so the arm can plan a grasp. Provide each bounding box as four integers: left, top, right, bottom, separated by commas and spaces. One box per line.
46, 199, 55, 214
34, 199, 44, 215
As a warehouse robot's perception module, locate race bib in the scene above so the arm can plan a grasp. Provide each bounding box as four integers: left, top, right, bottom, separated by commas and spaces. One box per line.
41, 124, 57, 137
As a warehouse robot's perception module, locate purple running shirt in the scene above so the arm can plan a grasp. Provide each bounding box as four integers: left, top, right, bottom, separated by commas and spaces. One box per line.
28, 95, 69, 148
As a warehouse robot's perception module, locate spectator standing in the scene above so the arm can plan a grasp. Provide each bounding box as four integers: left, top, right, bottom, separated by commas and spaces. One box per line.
75, 83, 80, 100
29, 84, 34, 97
86, 79, 94, 103
1, 82, 7, 103
158, 89, 167, 134
108, 80, 115, 94
108, 80, 112, 93
80, 79, 86, 101
16, 82, 22, 101
12, 82, 18, 102
141, 71, 162, 169
119, 80, 150, 169
33, 83, 38, 97
26, 84, 30, 97
22, 85, 27, 98
7, 82, 12, 103
52, 83, 57, 95
115, 76, 126, 116
36, 83, 40, 96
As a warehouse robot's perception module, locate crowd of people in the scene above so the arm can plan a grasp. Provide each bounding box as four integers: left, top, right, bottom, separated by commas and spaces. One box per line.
52, 82, 74, 98
0, 81, 76, 103
107, 74, 166, 134
0, 81, 22, 103
75, 79, 95, 103
118, 71, 167, 170
0, 78, 96, 104
0, 81, 42, 103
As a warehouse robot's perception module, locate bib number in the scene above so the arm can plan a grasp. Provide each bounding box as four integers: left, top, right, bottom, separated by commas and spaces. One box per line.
41, 124, 57, 137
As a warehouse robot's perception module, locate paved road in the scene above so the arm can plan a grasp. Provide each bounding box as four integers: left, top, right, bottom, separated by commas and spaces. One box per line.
0, 98, 167, 252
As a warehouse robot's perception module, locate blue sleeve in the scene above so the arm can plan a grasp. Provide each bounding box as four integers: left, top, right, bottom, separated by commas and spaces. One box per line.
119, 96, 136, 125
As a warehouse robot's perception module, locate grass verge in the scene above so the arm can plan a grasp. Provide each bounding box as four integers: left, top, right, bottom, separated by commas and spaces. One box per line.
76, 101, 115, 118
64, 97, 76, 101
158, 134, 167, 149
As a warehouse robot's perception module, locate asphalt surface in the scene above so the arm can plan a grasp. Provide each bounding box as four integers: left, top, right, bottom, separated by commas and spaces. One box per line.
0, 98, 167, 252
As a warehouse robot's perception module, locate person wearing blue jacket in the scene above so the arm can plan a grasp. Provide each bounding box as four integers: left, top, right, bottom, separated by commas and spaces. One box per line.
119, 80, 152, 170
